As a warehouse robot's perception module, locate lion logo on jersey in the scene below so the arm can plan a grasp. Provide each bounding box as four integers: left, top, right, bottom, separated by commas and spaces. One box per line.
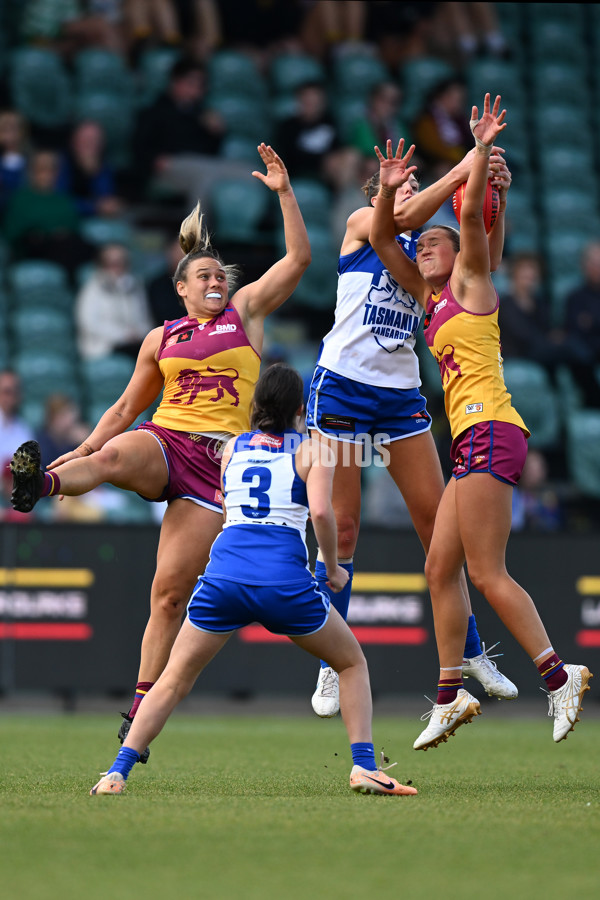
170, 366, 240, 406
364, 268, 420, 353
436, 345, 462, 384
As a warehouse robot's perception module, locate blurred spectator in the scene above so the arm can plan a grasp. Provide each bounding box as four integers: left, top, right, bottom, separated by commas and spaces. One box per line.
412, 77, 471, 175
276, 80, 360, 193
57, 120, 123, 218
21, 0, 127, 56
2, 149, 92, 276
75, 241, 153, 359
204, 0, 304, 61
300, 1, 367, 59
146, 236, 185, 326
124, 0, 183, 60
365, 1, 438, 69
432, 2, 507, 63
349, 81, 410, 162
564, 241, 600, 402
499, 253, 600, 409
130, 56, 247, 210
0, 370, 34, 471
511, 449, 564, 533
35, 393, 90, 467
0, 110, 30, 216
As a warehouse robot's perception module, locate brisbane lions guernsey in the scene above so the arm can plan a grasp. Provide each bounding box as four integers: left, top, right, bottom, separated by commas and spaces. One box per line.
317, 233, 422, 389
152, 306, 260, 435
424, 282, 528, 440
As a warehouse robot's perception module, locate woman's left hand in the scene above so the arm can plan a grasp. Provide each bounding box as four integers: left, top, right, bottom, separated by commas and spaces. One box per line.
470, 93, 507, 148
252, 143, 291, 193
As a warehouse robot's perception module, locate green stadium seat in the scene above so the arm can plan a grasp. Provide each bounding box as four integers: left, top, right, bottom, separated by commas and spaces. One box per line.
74, 92, 134, 168
13, 349, 81, 405
210, 177, 271, 244
82, 354, 136, 405
332, 52, 388, 99
136, 46, 181, 107
502, 359, 561, 449
208, 50, 266, 99
7, 260, 73, 314
205, 93, 272, 142
539, 148, 594, 190
529, 20, 584, 63
530, 68, 587, 108
289, 225, 337, 310
566, 410, 600, 499
332, 95, 367, 143
290, 179, 332, 227
79, 217, 134, 247
11, 307, 75, 351
465, 58, 524, 108
221, 135, 262, 163
540, 188, 600, 232
399, 57, 455, 121
74, 49, 134, 100
270, 54, 326, 96
526, 3, 584, 28
9, 47, 71, 128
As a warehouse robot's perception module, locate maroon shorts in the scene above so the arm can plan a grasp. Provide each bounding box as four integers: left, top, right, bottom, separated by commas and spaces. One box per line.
136, 422, 225, 511
450, 421, 528, 486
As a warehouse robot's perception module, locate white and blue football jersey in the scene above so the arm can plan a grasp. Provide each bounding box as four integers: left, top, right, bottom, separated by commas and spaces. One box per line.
206, 429, 312, 585
317, 233, 422, 389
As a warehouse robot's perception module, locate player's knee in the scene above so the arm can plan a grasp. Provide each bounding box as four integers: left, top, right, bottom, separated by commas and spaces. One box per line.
151, 583, 188, 620
336, 513, 358, 556
94, 443, 121, 475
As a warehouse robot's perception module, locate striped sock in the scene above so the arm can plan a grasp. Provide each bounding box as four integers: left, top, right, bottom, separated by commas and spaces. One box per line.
107, 746, 140, 780
351, 741, 377, 771
537, 653, 568, 691
40, 472, 61, 498
437, 676, 463, 705
128, 681, 154, 719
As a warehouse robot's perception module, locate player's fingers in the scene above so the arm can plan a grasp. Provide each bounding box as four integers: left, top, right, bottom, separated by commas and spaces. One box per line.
394, 137, 404, 158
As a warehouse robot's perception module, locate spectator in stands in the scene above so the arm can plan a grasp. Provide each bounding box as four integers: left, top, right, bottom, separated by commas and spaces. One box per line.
75, 241, 153, 360
300, 0, 367, 59
0, 370, 33, 471
124, 0, 183, 60
349, 81, 410, 164
276, 80, 360, 194
432, 2, 507, 63
57, 119, 122, 218
2, 149, 92, 276
21, 0, 127, 57
564, 241, 600, 406
0, 110, 29, 216
511, 448, 564, 533
412, 77, 472, 176
130, 56, 226, 205
146, 236, 185, 326
35, 393, 89, 468
499, 253, 600, 409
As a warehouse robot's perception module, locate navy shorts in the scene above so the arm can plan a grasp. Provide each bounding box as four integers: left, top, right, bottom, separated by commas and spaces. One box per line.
451, 421, 528, 485
187, 574, 330, 636
306, 365, 431, 444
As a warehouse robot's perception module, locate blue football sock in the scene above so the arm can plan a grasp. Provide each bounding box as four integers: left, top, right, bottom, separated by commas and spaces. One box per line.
107, 746, 140, 780
351, 742, 377, 771
315, 558, 353, 669
463, 614, 482, 659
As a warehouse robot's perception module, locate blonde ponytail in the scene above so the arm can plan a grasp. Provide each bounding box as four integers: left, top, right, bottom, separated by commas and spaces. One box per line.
174, 201, 242, 292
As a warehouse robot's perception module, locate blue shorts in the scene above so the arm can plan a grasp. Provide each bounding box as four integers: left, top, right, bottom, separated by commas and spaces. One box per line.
306, 365, 431, 443
187, 574, 330, 636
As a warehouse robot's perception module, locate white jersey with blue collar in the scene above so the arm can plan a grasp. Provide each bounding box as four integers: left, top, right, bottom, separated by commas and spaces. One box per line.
207, 429, 311, 584
317, 233, 422, 389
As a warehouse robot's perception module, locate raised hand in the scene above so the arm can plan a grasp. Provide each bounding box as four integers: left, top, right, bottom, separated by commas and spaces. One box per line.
374, 138, 418, 191
252, 143, 291, 193
490, 155, 512, 201
470, 93, 507, 149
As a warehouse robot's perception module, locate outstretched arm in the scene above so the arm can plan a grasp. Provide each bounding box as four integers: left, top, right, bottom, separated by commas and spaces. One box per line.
47, 329, 165, 468
487, 156, 511, 271
233, 144, 310, 334
369, 140, 430, 307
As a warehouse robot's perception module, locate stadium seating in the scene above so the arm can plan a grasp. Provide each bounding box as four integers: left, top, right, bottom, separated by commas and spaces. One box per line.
289, 179, 332, 227
502, 359, 561, 449
287, 224, 337, 310
9, 47, 71, 129
270, 53, 326, 96
208, 50, 267, 100
10, 308, 75, 351
73, 92, 134, 169
566, 410, 600, 499
210, 177, 271, 244
74, 49, 134, 101
79, 218, 134, 247
399, 57, 455, 122
81, 354, 136, 406
7, 260, 74, 313
205, 93, 272, 143
136, 46, 181, 107
13, 349, 81, 406
331, 51, 388, 100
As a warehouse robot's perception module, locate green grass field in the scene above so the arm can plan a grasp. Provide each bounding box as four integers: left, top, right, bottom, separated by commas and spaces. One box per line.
1, 710, 599, 900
